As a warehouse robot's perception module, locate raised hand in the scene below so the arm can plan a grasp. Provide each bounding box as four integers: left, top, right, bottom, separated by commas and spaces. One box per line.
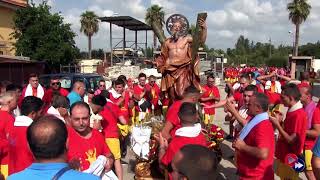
198, 18, 207, 30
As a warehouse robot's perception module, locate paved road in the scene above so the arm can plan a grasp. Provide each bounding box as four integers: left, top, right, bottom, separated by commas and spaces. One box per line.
122, 84, 307, 180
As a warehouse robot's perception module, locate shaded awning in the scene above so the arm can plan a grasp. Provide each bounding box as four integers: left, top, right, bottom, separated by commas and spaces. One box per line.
99, 16, 152, 31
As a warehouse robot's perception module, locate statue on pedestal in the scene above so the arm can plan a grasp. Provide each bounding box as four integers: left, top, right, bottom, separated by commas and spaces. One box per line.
150, 13, 207, 100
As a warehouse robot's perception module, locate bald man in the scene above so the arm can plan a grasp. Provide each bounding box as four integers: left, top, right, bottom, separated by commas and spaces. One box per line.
8, 115, 99, 180
67, 81, 86, 106
171, 145, 220, 180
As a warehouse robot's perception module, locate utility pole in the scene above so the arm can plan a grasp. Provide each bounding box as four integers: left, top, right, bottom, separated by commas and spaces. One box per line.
269, 37, 272, 58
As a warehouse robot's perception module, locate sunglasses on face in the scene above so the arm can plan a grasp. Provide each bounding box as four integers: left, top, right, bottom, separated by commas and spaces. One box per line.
51, 82, 60, 86
100, 84, 105, 87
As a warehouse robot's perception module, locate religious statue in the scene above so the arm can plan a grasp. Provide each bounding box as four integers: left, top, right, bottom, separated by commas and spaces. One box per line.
147, 13, 207, 100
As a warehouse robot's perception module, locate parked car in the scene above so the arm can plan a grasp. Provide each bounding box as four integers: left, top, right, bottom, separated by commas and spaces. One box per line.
39, 73, 104, 92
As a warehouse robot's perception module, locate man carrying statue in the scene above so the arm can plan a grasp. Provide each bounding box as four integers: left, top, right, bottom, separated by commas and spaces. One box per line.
147, 14, 207, 101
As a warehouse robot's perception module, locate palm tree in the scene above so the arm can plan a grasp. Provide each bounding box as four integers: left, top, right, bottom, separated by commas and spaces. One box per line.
287, 0, 311, 56
145, 5, 166, 47
80, 11, 99, 59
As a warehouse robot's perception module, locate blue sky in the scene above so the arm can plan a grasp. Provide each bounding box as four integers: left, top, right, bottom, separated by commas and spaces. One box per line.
37, 0, 320, 52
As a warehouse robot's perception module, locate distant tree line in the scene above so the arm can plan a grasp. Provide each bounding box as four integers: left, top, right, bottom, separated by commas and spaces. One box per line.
201, 35, 320, 67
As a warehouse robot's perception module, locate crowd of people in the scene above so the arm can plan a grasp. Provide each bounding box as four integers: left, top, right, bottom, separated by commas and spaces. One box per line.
0, 66, 319, 180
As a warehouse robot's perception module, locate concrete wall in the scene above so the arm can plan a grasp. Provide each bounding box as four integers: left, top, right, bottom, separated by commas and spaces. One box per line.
312, 59, 320, 73
78, 59, 103, 73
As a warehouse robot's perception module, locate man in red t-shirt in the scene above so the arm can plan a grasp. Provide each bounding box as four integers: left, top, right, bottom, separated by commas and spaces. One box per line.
145, 75, 161, 113
270, 83, 307, 179
109, 79, 132, 157
158, 102, 207, 179
8, 96, 43, 175
233, 93, 274, 180
42, 76, 69, 112
67, 101, 113, 173
224, 85, 258, 137
133, 73, 152, 122
110, 79, 131, 123
224, 73, 250, 140
97, 94, 127, 180
0, 92, 18, 178
299, 86, 320, 179
161, 85, 201, 140
200, 74, 220, 126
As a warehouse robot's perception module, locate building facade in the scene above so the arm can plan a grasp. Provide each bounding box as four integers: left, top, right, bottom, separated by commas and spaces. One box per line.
0, 0, 27, 56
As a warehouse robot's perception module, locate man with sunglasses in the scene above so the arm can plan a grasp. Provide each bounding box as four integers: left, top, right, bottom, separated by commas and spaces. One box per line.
43, 77, 69, 111
94, 80, 106, 95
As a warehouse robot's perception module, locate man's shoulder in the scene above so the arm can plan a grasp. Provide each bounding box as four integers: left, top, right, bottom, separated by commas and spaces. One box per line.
292, 108, 307, 117
313, 107, 320, 115
8, 169, 100, 180
67, 91, 80, 98
63, 169, 100, 180
171, 133, 206, 145
59, 88, 69, 96
91, 129, 104, 140
254, 120, 273, 131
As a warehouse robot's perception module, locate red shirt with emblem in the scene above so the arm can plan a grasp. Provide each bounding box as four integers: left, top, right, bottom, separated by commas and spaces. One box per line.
67, 127, 111, 171
100, 102, 121, 138
305, 108, 320, 150
201, 85, 220, 115
237, 120, 274, 180
275, 108, 307, 162
166, 101, 183, 137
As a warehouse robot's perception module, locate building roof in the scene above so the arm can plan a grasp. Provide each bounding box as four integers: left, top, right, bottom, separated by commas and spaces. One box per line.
0, 0, 27, 9
289, 55, 314, 60
99, 16, 152, 31
0, 55, 34, 63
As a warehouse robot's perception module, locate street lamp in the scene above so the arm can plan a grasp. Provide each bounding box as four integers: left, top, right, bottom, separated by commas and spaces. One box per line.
288, 31, 294, 55
221, 54, 224, 79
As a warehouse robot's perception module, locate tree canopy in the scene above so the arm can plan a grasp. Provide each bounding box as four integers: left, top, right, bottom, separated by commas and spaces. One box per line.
80, 11, 99, 59
145, 4, 166, 44
11, 2, 79, 71
287, 0, 311, 56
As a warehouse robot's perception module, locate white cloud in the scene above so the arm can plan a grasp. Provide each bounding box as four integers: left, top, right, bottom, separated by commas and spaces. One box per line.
217, 30, 234, 38
208, 10, 227, 27
150, 0, 178, 13
49, 0, 320, 51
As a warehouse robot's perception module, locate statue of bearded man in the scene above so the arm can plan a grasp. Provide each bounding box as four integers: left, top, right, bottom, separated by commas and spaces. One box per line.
152, 15, 207, 100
